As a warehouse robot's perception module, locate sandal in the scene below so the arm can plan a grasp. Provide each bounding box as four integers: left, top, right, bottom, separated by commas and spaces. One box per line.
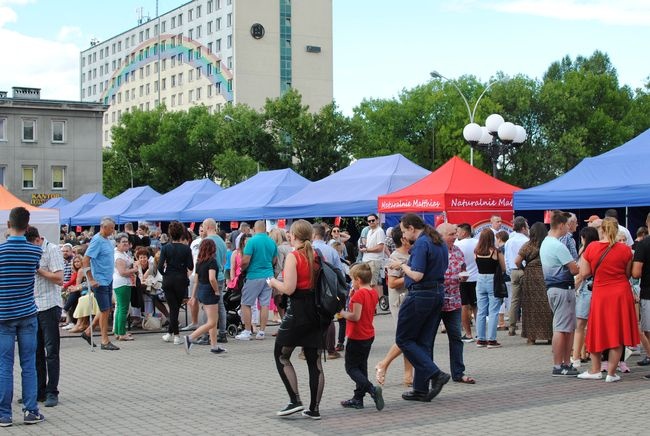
118, 335, 135, 341
454, 375, 476, 384
375, 364, 386, 385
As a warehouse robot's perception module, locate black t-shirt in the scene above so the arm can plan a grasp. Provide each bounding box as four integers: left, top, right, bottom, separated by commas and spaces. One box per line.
159, 242, 194, 275
196, 258, 218, 285
633, 237, 650, 299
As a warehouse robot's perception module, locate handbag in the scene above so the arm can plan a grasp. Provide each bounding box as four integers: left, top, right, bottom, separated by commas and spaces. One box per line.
142, 313, 162, 330
493, 258, 508, 298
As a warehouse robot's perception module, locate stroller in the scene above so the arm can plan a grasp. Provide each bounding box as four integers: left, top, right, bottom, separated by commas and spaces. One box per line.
222, 288, 243, 337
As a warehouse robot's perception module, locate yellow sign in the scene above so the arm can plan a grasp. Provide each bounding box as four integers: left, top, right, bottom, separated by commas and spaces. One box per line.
31, 193, 61, 206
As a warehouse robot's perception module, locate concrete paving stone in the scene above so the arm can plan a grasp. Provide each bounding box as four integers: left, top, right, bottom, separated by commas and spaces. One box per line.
6, 312, 650, 434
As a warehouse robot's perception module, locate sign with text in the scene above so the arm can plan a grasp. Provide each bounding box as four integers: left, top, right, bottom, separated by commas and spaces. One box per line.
30, 193, 61, 206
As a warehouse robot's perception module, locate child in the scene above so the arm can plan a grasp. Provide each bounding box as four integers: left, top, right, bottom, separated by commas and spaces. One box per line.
339, 263, 384, 411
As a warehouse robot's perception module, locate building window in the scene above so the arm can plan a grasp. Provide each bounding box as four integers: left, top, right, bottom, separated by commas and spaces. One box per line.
227, 13, 232, 27
22, 167, 36, 189
188, 29, 193, 40
52, 120, 65, 143
0, 117, 6, 141
227, 34, 232, 48
196, 5, 201, 17
189, 89, 194, 102
161, 21, 166, 32
52, 167, 65, 190
227, 79, 232, 92
178, 92, 183, 105
196, 87, 201, 100
216, 38, 221, 51
172, 17, 176, 28
0, 166, 5, 186
208, 0, 213, 13
22, 119, 36, 142
188, 9, 193, 22
178, 13, 183, 26
208, 21, 212, 34
227, 56, 232, 69
196, 25, 202, 38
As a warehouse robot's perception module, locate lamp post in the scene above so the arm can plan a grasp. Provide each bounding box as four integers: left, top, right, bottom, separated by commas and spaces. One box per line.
430, 71, 501, 166
462, 114, 527, 177
114, 150, 134, 188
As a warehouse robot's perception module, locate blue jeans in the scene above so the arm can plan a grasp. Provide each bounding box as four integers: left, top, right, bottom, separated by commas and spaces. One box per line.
476, 274, 503, 341
0, 315, 39, 419
218, 280, 226, 335
432, 308, 465, 380
395, 287, 444, 393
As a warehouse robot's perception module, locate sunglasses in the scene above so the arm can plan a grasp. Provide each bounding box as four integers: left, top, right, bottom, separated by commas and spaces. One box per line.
367, 219, 376, 223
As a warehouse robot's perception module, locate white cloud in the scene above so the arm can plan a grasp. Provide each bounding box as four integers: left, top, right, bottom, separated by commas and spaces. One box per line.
57, 25, 82, 42
484, 0, 650, 25
0, 1, 80, 100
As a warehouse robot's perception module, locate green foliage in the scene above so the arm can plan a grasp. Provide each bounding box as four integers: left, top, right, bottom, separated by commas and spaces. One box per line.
212, 148, 258, 187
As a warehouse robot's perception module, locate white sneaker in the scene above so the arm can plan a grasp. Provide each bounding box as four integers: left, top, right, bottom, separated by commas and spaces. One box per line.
577, 371, 602, 380
181, 323, 197, 331
173, 335, 183, 345
256, 331, 266, 340
235, 330, 251, 341
62, 322, 75, 330
570, 358, 582, 369
162, 333, 172, 342
605, 374, 621, 383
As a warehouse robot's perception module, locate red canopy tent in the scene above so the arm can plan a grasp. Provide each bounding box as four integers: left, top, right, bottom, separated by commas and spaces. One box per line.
377, 156, 521, 227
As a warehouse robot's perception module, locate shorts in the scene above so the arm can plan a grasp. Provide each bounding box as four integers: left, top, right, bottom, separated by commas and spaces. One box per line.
640, 299, 650, 332
93, 284, 113, 312
197, 282, 220, 306
575, 286, 592, 320
366, 260, 383, 286
459, 281, 477, 306
547, 287, 576, 332
241, 278, 272, 307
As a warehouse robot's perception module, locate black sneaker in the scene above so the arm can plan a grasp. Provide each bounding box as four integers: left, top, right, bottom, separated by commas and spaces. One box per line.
301, 409, 321, 420
217, 334, 228, 343
276, 402, 304, 416
210, 346, 227, 354
44, 394, 58, 408
340, 398, 364, 409
552, 364, 578, 377
426, 371, 450, 401
371, 385, 384, 411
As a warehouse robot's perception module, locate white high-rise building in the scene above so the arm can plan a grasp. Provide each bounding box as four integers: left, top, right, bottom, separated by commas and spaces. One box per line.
80, 0, 333, 147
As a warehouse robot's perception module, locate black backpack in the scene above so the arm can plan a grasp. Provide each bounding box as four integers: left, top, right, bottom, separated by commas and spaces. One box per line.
314, 249, 348, 327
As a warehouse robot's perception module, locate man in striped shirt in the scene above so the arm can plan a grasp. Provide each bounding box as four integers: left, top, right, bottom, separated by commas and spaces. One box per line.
0, 207, 45, 427
25, 226, 64, 408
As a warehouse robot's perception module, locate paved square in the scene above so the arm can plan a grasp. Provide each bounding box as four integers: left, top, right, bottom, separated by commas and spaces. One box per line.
6, 313, 650, 435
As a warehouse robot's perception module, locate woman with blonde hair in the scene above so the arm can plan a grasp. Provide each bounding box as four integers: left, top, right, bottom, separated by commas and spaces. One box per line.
577, 217, 639, 382
268, 219, 324, 420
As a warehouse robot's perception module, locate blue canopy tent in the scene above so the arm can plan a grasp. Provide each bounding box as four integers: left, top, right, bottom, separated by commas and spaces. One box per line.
514, 128, 650, 210
121, 179, 222, 222
264, 154, 431, 218
40, 197, 70, 209
71, 186, 160, 226
181, 169, 311, 222
59, 192, 109, 226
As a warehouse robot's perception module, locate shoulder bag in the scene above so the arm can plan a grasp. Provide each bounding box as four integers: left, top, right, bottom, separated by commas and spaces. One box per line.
587, 245, 612, 291
493, 251, 508, 298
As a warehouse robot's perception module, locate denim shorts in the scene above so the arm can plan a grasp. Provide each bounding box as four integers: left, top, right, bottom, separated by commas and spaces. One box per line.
93, 284, 113, 312
197, 282, 220, 306
575, 286, 592, 320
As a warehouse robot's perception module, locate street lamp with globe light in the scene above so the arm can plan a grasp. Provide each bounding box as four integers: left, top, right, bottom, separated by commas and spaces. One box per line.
462, 114, 527, 177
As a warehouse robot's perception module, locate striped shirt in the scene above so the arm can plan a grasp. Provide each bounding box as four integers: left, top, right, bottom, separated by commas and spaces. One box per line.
34, 238, 64, 311
0, 236, 42, 321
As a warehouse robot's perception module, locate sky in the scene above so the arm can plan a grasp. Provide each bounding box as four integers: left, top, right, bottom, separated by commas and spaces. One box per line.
0, 0, 649, 115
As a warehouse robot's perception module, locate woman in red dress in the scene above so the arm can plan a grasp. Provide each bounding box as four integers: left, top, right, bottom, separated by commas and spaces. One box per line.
577, 217, 639, 382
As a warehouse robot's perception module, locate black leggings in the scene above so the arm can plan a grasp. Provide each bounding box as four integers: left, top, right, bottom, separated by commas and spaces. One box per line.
63, 291, 81, 322
274, 343, 324, 412
163, 273, 188, 335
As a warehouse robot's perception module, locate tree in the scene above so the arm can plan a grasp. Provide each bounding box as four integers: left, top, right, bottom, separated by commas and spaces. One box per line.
212, 148, 258, 187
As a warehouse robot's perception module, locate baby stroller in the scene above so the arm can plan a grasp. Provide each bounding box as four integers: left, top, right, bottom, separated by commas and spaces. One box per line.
222, 288, 243, 337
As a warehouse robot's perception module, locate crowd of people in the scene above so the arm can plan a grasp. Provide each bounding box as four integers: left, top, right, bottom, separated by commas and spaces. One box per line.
2, 204, 650, 426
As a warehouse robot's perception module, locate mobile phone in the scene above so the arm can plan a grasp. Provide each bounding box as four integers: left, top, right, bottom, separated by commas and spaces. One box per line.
265, 277, 272, 286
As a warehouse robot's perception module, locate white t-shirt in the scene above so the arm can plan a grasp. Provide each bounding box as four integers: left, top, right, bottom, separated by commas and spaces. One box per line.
363, 226, 386, 261
113, 250, 134, 289
454, 237, 479, 282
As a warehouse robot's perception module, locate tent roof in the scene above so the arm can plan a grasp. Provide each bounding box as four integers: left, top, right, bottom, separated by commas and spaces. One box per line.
378, 156, 520, 212
264, 154, 431, 218
59, 192, 109, 225
514, 128, 650, 210
181, 169, 311, 222
122, 179, 222, 222
71, 186, 160, 225
0, 185, 42, 211
40, 197, 70, 209
0, 186, 60, 242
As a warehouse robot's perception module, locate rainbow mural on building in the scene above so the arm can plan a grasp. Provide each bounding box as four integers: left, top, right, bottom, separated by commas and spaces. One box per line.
100, 34, 234, 104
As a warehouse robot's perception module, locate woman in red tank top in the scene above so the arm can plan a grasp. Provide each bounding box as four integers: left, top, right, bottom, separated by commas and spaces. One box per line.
268, 219, 324, 420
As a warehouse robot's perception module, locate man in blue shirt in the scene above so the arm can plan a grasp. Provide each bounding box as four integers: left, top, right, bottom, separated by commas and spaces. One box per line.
0, 207, 45, 426
540, 211, 579, 377
82, 217, 119, 351
236, 220, 277, 341
391, 214, 450, 403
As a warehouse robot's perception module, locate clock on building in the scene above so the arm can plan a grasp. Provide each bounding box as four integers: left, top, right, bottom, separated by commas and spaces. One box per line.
250, 23, 265, 39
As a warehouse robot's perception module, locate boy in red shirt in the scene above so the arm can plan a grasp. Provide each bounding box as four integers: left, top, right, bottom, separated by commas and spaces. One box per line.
339, 263, 384, 411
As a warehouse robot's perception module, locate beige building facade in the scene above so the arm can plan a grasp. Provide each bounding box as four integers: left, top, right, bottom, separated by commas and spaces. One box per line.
80, 0, 333, 147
